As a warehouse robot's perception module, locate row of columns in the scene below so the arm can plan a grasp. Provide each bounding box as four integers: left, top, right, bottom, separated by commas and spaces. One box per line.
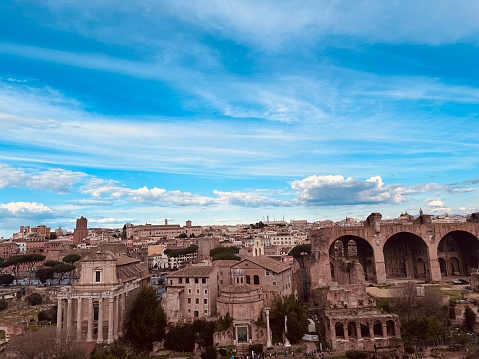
57, 293, 126, 344
331, 320, 399, 341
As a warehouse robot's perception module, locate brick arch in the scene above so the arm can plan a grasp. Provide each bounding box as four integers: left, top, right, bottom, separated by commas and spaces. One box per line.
437, 230, 479, 278
309, 219, 479, 288
328, 235, 376, 282
383, 232, 430, 280
347, 321, 357, 338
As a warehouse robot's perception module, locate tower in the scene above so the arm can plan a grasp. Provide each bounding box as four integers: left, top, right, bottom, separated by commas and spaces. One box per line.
73, 216, 88, 245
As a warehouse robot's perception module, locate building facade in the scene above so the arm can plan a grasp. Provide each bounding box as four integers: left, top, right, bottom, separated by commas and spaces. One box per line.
56, 246, 149, 344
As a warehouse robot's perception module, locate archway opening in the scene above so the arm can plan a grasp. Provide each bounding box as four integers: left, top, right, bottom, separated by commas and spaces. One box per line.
348, 322, 357, 338
360, 323, 370, 338
335, 322, 344, 338
386, 320, 396, 337
329, 235, 375, 282
437, 231, 479, 278
373, 321, 383, 337
383, 232, 429, 280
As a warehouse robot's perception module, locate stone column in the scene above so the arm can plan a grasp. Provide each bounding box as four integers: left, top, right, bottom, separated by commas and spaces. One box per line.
107, 298, 114, 343
343, 322, 349, 341
373, 246, 387, 284
427, 243, 441, 282
382, 322, 387, 338
76, 297, 82, 339
113, 296, 119, 340
66, 298, 73, 333
86, 298, 93, 342
97, 298, 104, 343
264, 308, 272, 348
56, 298, 63, 339
369, 322, 374, 338
119, 293, 126, 335
356, 323, 362, 339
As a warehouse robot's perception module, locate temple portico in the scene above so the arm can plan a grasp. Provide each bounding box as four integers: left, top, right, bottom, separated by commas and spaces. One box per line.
56, 245, 149, 344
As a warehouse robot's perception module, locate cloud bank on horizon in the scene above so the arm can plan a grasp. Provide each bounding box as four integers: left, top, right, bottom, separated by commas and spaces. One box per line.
0, 0, 478, 237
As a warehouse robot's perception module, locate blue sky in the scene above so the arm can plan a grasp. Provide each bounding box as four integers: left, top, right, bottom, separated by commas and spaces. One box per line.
1, 0, 479, 238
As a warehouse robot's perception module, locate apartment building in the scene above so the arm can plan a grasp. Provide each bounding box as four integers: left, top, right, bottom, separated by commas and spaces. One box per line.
163, 266, 219, 323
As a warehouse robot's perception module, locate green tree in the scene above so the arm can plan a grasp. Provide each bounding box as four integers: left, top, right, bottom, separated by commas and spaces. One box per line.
270, 295, 309, 344
126, 286, 166, 350
211, 253, 241, 261
464, 306, 477, 333
36, 266, 54, 284
24, 254, 46, 284
2, 255, 26, 284
52, 263, 76, 284
62, 254, 81, 264
288, 244, 311, 258
26, 293, 43, 306
62, 254, 81, 283
164, 324, 196, 352
0, 273, 15, 286
210, 247, 239, 257
38, 305, 57, 323
44, 260, 63, 267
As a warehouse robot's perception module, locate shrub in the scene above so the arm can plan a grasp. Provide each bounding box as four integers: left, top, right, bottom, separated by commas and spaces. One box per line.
26, 293, 43, 306
38, 305, 57, 322
0, 299, 7, 311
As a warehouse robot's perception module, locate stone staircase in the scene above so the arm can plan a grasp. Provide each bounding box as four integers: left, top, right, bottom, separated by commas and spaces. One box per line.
236, 343, 249, 357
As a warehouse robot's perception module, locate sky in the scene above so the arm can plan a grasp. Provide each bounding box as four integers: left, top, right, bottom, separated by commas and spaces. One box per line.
1, 0, 479, 238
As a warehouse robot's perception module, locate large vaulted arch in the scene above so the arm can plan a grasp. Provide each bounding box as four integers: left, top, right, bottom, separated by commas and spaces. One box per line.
437, 230, 479, 278
329, 235, 375, 282
383, 232, 430, 280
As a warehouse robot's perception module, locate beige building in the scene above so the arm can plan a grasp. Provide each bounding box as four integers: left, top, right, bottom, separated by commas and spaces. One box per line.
163, 266, 219, 323
125, 220, 203, 240
56, 246, 149, 344
230, 256, 293, 307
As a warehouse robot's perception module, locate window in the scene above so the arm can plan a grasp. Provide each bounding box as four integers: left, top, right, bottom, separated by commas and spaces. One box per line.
204, 289, 208, 294
188, 289, 191, 294
179, 278, 182, 283
188, 298, 191, 304
196, 298, 199, 304
204, 299, 208, 304
202, 278, 206, 284
197, 289, 200, 294
195, 278, 199, 284
194, 310, 199, 318
253, 275, 260, 285
246, 275, 251, 284
204, 309, 208, 314
186, 278, 190, 284
95, 271, 101, 282
170, 280, 173, 285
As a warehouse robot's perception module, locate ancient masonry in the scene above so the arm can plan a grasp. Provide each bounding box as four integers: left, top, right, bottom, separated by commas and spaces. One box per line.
306, 212, 479, 354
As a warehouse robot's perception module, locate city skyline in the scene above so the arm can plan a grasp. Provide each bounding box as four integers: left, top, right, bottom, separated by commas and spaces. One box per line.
1, 1, 479, 238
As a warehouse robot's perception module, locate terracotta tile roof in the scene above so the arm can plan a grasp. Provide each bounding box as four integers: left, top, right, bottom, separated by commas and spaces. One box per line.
116, 255, 140, 266
234, 255, 291, 273
212, 259, 240, 268
168, 266, 217, 278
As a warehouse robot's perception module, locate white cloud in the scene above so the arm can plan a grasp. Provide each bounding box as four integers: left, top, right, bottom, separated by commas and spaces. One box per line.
427, 199, 444, 207
213, 190, 286, 207
0, 164, 87, 193
290, 175, 444, 206
0, 202, 53, 217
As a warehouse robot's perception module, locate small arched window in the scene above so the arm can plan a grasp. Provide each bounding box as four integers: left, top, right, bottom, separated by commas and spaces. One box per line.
253, 275, 260, 285
246, 275, 251, 284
